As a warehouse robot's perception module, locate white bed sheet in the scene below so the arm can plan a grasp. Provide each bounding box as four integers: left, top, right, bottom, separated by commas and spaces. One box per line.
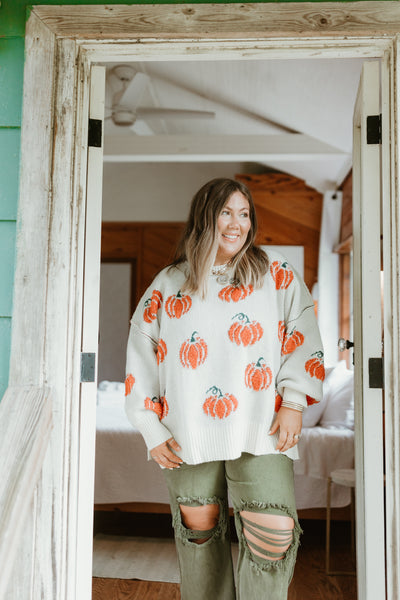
294, 427, 354, 509
94, 383, 354, 509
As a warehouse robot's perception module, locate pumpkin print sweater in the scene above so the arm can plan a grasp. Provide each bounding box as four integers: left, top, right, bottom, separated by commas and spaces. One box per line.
125, 250, 324, 464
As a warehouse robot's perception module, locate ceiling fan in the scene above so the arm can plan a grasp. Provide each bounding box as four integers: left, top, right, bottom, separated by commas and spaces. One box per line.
106, 65, 215, 133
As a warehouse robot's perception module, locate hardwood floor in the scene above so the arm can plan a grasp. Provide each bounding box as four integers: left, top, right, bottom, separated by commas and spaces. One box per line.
92, 579, 180, 600
288, 519, 356, 599
92, 514, 356, 600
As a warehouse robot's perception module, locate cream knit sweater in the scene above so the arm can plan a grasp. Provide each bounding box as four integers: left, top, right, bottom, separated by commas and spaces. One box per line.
125, 250, 324, 464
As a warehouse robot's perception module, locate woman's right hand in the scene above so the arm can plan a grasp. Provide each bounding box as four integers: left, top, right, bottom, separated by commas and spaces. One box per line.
150, 437, 183, 469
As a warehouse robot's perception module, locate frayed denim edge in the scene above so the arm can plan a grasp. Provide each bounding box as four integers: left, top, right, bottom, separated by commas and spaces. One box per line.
235, 500, 302, 576
172, 495, 228, 547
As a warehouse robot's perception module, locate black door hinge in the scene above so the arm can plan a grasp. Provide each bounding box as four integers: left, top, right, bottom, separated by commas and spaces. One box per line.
367, 115, 382, 145
368, 357, 384, 389
88, 118, 102, 148
81, 352, 96, 382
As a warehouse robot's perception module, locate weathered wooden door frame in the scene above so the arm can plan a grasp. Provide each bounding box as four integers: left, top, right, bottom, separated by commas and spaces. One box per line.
9, 3, 400, 599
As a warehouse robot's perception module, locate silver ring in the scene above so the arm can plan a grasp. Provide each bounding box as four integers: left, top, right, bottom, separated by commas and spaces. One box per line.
294, 434, 300, 440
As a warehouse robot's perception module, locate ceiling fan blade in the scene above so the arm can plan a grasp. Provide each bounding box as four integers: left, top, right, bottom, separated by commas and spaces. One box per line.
136, 108, 215, 120
119, 72, 150, 110
147, 71, 297, 134
130, 121, 155, 136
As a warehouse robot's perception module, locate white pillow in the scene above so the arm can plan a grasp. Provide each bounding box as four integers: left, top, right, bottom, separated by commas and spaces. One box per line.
302, 366, 334, 428
319, 361, 354, 429
97, 380, 125, 407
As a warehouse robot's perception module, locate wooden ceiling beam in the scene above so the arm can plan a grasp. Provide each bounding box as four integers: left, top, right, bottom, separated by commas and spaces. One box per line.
103, 134, 348, 162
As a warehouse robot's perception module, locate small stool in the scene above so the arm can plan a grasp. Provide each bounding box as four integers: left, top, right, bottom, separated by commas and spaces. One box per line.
325, 468, 356, 575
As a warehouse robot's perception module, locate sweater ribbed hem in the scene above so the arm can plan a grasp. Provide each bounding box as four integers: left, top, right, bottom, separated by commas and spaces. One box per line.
174, 423, 299, 465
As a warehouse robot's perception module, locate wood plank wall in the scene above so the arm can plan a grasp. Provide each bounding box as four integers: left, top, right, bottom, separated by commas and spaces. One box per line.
237, 173, 323, 291
337, 172, 353, 367
339, 171, 353, 246
101, 222, 185, 307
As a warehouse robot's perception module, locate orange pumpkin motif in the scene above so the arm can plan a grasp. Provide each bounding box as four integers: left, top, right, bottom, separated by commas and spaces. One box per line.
275, 391, 283, 412
165, 290, 192, 319
180, 331, 208, 369
270, 261, 294, 290
144, 395, 169, 420
125, 374, 135, 396
218, 283, 254, 303
156, 339, 167, 365
143, 289, 163, 323
228, 313, 263, 346
203, 386, 238, 419
281, 327, 305, 355
306, 394, 319, 406
278, 320, 286, 344
305, 351, 325, 381
245, 357, 273, 391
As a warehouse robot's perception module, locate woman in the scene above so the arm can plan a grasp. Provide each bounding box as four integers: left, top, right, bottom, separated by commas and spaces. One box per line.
125, 178, 324, 599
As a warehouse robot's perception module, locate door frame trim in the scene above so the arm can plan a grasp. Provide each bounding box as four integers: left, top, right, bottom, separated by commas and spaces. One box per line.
9, 4, 400, 598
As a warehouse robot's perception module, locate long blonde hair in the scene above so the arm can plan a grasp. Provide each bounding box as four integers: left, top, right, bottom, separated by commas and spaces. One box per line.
171, 178, 269, 296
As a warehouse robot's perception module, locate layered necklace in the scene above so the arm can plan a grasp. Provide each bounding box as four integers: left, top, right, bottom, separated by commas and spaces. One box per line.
211, 262, 229, 275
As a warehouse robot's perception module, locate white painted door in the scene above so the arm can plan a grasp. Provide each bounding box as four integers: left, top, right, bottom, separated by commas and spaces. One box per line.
353, 61, 386, 599
75, 65, 106, 600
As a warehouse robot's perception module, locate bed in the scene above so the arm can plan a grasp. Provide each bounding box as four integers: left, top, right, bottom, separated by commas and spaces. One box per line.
94, 361, 354, 513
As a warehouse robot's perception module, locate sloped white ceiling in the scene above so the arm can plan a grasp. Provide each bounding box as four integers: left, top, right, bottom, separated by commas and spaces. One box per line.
103, 57, 368, 192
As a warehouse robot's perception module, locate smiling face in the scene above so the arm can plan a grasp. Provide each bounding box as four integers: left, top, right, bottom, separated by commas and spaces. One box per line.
215, 191, 252, 265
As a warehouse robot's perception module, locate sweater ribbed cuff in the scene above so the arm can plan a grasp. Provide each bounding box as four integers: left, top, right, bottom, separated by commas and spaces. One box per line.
125, 403, 172, 451
139, 418, 173, 451
282, 388, 307, 411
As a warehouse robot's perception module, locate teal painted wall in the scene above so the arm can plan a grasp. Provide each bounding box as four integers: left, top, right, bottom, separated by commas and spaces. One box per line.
0, 0, 376, 399
0, 18, 23, 398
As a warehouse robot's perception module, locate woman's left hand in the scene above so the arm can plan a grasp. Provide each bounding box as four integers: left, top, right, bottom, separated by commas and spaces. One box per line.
269, 407, 302, 453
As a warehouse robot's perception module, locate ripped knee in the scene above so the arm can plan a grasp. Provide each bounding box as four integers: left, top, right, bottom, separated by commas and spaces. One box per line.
173, 497, 226, 545
240, 510, 295, 562
180, 503, 219, 544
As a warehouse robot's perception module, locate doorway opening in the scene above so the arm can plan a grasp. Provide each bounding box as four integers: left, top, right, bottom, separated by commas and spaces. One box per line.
92, 55, 376, 599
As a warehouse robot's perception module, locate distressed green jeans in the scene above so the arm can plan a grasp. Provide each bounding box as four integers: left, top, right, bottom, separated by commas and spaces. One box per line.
163, 453, 301, 600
